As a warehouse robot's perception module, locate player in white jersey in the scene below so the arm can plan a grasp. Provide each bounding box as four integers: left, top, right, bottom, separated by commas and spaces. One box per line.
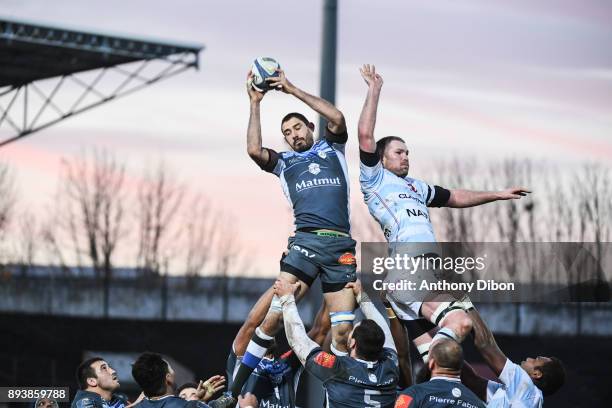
460, 305, 565, 406
357, 64, 531, 362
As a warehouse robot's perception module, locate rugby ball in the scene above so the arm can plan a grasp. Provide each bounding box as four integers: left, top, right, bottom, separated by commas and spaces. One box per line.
250, 57, 280, 92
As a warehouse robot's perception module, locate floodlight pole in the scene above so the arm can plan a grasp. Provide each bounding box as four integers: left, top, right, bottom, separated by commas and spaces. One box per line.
319, 0, 338, 137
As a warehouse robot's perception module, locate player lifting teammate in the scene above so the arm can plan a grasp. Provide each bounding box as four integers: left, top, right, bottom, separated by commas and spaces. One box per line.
230, 67, 358, 398
275, 279, 399, 408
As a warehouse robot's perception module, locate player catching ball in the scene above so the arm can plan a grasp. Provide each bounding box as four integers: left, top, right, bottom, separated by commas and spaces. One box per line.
229, 64, 358, 398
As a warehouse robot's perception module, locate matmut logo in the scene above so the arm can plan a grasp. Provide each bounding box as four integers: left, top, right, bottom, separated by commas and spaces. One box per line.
296, 177, 341, 192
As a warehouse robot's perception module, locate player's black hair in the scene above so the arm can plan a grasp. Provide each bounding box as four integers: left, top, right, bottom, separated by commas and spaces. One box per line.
429, 339, 463, 371
375, 136, 406, 160
281, 112, 311, 129
76, 357, 104, 390
176, 382, 198, 397
132, 352, 169, 397
533, 357, 565, 397
352, 319, 385, 361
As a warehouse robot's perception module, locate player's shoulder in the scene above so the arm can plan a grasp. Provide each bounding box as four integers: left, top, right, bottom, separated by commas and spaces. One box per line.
306, 348, 340, 367
73, 391, 105, 408
500, 359, 543, 401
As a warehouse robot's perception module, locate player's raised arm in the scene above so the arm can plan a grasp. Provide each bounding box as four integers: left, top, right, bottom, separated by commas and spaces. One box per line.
466, 307, 507, 376
267, 69, 346, 136
246, 71, 272, 168
446, 187, 531, 208
232, 287, 275, 357
382, 296, 412, 387
358, 64, 383, 153
347, 280, 397, 352
273, 279, 320, 365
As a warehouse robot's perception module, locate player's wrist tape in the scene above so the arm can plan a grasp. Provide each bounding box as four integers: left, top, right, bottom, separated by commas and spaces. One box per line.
270, 295, 282, 313
279, 294, 295, 307
386, 307, 397, 319
458, 295, 475, 311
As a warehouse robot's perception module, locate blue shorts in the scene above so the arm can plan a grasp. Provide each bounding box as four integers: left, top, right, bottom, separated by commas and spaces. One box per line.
280, 231, 357, 293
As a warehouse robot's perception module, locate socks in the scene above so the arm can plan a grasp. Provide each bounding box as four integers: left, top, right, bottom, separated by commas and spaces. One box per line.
230, 327, 273, 397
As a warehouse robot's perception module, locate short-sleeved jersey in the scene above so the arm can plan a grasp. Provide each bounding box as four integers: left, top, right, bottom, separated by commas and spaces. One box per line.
305, 347, 399, 408
489, 359, 543, 408
485, 382, 510, 408
227, 350, 303, 408
72, 390, 127, 408
395, 378, 486, 408
359, 155, 448, 242
261, 130, 351, 233
133, 395, 209, 408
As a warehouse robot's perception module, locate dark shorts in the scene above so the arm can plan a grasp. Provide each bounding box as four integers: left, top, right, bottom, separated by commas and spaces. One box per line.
280, 231, 357, 293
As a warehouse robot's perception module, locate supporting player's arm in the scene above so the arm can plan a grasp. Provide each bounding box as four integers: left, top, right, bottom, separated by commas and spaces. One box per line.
267, 69, 346, 134
467, 308, 507, 376
357, 64, 383, 153
460, 361, 490, 402
382, 297, 412, 387
447, 187, 530, 208
245, 71, 272, 167
273, 279, 320, 365
232, 287, 275, 356
347, 280, 397, 352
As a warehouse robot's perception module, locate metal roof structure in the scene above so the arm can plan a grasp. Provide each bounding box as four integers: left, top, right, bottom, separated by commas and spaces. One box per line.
0, 17, 203, 147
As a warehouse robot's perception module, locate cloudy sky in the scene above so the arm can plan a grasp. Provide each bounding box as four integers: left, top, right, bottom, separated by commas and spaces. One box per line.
1, 0, 611, 275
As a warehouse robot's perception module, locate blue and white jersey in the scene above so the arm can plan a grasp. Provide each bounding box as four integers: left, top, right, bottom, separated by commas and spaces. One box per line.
359, 152, 449, 243
486, 382, 510, 408
261, 129, 350, 234
486, 359, 543, 408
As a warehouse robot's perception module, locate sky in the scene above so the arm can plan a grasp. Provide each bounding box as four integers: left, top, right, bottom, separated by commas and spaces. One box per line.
1, 0, 611, 275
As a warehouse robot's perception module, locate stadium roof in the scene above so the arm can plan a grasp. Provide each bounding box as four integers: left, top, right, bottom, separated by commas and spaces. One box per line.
0, 17, 204, 147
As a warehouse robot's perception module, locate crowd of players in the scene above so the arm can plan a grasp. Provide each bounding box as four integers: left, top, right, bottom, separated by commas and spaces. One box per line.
51, 65, 566, 408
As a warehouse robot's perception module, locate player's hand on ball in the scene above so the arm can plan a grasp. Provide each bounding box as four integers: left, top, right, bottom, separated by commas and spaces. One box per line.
273, 278, 300, 297
197, 375, 226, 402
238, 393, 258, 408
246, 71, 265, 102
359, 64, 383, 90
266, 69, 295, 94
498, 187, 531, 200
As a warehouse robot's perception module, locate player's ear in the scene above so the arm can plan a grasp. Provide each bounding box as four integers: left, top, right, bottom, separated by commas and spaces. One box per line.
532, 368, 543, 380
308, 122, 315, 132
427, 358, 435, 373
86, 377, 98, 388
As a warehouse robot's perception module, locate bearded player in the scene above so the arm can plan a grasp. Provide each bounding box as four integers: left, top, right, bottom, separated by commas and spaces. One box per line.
230, 68, 358, 398
357, 64, 531, 363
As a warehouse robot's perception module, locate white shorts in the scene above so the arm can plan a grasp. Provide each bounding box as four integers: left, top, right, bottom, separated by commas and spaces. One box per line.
387, 297, 422, 321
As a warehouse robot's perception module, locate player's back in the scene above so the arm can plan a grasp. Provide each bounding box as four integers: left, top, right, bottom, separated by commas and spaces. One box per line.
309, 349, 398, 408
395, 379, 486, 408
133, 396, 208, 408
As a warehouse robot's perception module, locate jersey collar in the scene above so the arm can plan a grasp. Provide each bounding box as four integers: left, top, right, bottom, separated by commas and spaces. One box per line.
430, 376, 461, 382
